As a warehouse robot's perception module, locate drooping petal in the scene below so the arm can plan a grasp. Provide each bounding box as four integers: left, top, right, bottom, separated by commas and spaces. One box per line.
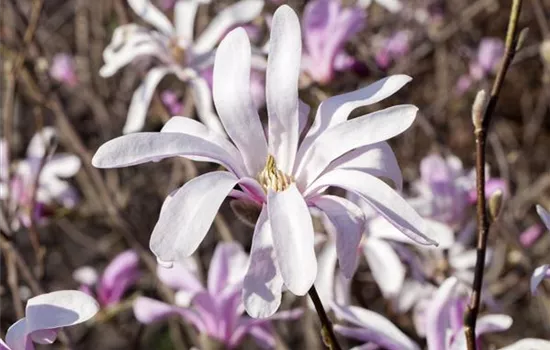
128, 0, 174, 35
268, 184, 317, 295
193, 0, 264, 55
213, 27, 267, 175
531, 264, 550, 295
174, 0, 199, 42
207, 242, 248, 294
312, 195, 364, 278
150, 171, 239, 263
266, 5, 302, 173
425, 277, 459, 350
307, 169, 436, 246
476, 314, 513, 335
92, 132, 246, 177
363, 238, 405, 298
5, 318, 28, 350
123, 67, 171, 134
243, 206, 284, 318
332, 304, 420, 350
98, 250, 140, 305
296, 105, 418, 186
499, 339, 550, 350
299, 75, 412, 153
536, 204, 550, 230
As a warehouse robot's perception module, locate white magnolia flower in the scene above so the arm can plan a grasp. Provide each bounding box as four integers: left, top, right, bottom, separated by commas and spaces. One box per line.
100, 0, 265, 134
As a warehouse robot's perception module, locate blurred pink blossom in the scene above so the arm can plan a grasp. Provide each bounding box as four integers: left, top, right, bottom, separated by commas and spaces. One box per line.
456, 38, 504, 94
375, 30, 411, 70
49, 54, 78, 87
160, 90, 184, 115
519, 223, 543, 248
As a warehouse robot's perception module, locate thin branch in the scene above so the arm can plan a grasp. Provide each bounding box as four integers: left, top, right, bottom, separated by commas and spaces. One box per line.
463, 1, 524, 349
308, 286, 342, 350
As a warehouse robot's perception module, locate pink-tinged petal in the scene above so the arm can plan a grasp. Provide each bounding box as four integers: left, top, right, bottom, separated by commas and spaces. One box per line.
128, 0, 174, 35
150, 171, 239, 263
133, 296, 206, 331
332, 304, 419, 350
313, 238, 338, 309
174, 0, 199, 41
299, 75, 412, 154
6, 318, 28, 350
268, 184, 317, 295
299, 100, 311, 137
297, 105, 418, 186
477, 38, 505, 72
213, 28, 267, 175
266, 5, 302, 173
519, 224, 543, 248
92, 132, 246, 176
0, 338, 11, 350
124, 67, 170, 134
394, 280, 434, 313
313, 195, 364, 278
425, 277, 459, 350
243, 206, 284, 318
324, 142, 403, 191
193, 0, 264, 55
208, 242, 248, 294
247, 325, 276, 349
27, 127, 56, 159
157, 258, 204, 298
98, 250, 140, 305
536, 205, 550, 231
29, 329, 58, 345
531, 264, 550, 295
188, 77, 226, 135
307, 169, 436, 246
363, 238, 405, 298
191, 292, 220, 337
499, 339, 550, 350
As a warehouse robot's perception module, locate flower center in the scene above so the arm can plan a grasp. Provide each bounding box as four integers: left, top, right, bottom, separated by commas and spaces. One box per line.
169, 38, 186, 64
257, 155, 293, 192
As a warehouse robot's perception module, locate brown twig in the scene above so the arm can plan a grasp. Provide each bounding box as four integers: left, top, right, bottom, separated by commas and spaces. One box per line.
463, 1, 524, 349
308, 286, 342, 350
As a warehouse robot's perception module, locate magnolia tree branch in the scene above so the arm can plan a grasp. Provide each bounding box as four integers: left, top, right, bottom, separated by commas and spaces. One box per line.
464, 1, 524, 349
308, 286, 342, 350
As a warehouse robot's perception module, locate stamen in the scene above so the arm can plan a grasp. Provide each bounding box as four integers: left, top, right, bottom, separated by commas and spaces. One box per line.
258, 155, 294, 192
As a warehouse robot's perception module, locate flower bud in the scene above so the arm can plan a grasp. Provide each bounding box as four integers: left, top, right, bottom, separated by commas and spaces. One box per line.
489, 189, 504, 221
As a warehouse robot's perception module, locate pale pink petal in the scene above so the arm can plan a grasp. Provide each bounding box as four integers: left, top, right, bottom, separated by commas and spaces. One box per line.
133, 296, 206, 331
266, 5, 302, 173
297, 105, 418, 186
124, 67, 171, 134
499, 339, 550, 350
193, 0, 264, 55
536, 205, 550, 230
207, 242, 248, 294
157, 258, 204, 297
29, 329, 58, 345
92, 132, 246, 177
312, 195, 364, 278
72, 266, 99, 286
312, 238, 338, 309
268, 184, 317, 295
5, 318, 28, 350
42, 154, 81, 178
150, 171, 239, 263
188, 77, 226, 134
363, 238, 405, 298
98, 250, 140, 305
476, 314, 513, 335
299, 100, 311, 136
128, 0, 174, 35
307, 169, 436, 246
243, 206, 284, 318
27, 127, 56, 158
425, 277, 459, 350
213, 28, 267, 175
0, 339, 10, 350
531, 264, 550, 295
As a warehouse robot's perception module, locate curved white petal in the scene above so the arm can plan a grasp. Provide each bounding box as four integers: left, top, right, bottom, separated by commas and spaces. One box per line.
128, 0, 174, 35
188, 77, 226, 135
368, 217, 454, 249
313, 239, 338, 310
307, 169, 436, 246
476, 314, 513, 334
499, 339, 550, 350
425, 277, 459, 350
92, 132, 246, 177
174, 0, 199, 41
150, 171, 239, 262
30, 329, 58, 345
123, 67, 170, 134
268, 184, 316, 295
243, 206, 284, 318
42, 154, 81, 178
193, 0, 264, 55
332, 304, 420, 350
213, 28, 267, 175
313, 195, 364, 278
297, 105, 417, 186
6, 318, 28, 350
157, 258, 204, 300
27, 127, 56, 158
266, 5, 302, 173
531, 264, 550, 295
363, 238, 405, 298
536, 205, 550, 230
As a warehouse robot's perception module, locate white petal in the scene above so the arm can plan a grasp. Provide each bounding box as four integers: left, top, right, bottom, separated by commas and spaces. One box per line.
307, 169, 436, 246
92, 132, 246, 177
476, 314, 513, 334
266, 5, 302, 173
193, 0, 264, 55
6, 318, 28, 350
188, 77, 226, 135
124, 67, 170, 134
243, 206, 284, 318
213, 28, 267, 175
268, 184, 317, 295
531, 264, 550, 295
128, 0, 174, 35
312, 239, 338, 310
296, 105, 418, 186
150, 171, 239, 262
536, 204, 550, 231
27, 127, 56, 158
499, 339, 550, 350
72, 266, 99, 286
425, 277, 459, 350
174, 0, 199, 41
41, 154, 81, 178
300, 75, 412, 153
313, 195, 364, 278
363, 238, 405, 298
332, 304, 420, 350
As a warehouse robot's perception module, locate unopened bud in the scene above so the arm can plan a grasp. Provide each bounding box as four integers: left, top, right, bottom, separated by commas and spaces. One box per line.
540, 39, 550, 65
489, 189, 504, 221
472, 90, 487, 132
230, 199, 261, 228
515, 28, 529, 52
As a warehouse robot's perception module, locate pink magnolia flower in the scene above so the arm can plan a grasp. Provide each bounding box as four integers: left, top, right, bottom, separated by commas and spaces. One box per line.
1, 290, 98, 350
49, 54, 78, 87
100, 0, 265, 134
0, 128, 81, 230
530, 205, 550, 294
375, 30, 411, 70
133, 242, 301, 348
73, 250, 140, 307
93, 5, 436, 318
301, 0, 366, 84
456, 38, 505, 94
160, 90, 184, 115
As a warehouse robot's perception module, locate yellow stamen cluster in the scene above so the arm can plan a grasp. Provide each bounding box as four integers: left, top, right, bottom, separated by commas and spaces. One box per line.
258, 155, 293, 192
169, 38, 186, 63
